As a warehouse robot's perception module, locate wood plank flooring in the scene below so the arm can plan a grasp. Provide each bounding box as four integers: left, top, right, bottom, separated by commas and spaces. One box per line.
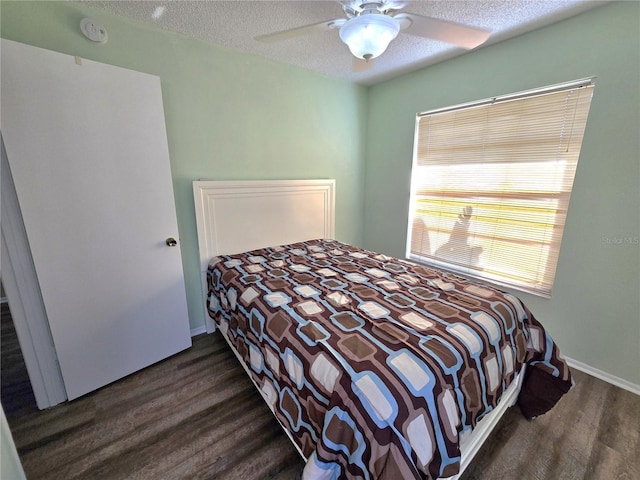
2, 315, 305, 479
458, 369, 640, 480
2, 301, 639, 480
1, 303, 37, 418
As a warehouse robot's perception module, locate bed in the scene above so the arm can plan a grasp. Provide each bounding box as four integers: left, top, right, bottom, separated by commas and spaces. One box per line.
193, 179, 572, 480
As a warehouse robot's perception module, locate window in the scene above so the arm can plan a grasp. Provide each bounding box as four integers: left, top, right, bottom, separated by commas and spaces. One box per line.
407, 79, 594, 297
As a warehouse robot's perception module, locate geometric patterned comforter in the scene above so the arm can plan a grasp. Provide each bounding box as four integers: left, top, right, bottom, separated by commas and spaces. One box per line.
206, 239, 572, 480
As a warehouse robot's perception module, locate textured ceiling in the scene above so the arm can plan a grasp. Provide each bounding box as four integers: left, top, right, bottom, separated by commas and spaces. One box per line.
78, 0, 607, 85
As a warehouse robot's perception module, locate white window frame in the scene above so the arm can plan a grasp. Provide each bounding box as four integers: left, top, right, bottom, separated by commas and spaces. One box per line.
406, 78, 595, 297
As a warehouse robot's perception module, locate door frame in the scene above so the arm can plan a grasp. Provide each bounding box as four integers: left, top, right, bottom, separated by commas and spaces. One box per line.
1, 133, 67, 409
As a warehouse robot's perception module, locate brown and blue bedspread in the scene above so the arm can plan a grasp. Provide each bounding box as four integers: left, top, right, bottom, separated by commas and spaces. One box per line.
206, 239, 571, 480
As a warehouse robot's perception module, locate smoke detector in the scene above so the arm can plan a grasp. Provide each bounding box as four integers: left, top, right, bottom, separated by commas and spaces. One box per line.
80, 18, 108, 44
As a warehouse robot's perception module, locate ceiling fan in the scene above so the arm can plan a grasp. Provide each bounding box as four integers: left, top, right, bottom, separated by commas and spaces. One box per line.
255, 0, 491, 66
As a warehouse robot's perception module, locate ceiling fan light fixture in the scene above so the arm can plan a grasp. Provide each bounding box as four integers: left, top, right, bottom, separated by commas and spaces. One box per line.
339, 14, 400, 60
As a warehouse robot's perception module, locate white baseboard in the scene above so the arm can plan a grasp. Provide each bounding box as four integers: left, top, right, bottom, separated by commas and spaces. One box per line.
190, 325, 207, 337
565, 356, 640, 396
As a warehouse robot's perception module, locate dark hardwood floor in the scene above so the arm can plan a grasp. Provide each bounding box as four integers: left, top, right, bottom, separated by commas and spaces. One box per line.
2, 301, 638, 480
1, 304, 304, 480
1, 302, 37, 418
459, 370, 640, 480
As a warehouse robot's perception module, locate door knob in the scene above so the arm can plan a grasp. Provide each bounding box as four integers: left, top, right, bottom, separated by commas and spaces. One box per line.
166, 237, 177, 247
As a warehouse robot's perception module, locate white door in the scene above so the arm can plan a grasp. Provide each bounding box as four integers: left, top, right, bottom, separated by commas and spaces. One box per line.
1, 40, 192, 400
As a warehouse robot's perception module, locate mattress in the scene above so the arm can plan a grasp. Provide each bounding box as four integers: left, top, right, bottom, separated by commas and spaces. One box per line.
206, 239, 572, 480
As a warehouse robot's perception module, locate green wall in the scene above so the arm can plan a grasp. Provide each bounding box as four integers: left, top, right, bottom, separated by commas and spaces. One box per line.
0, 1, 368, 331
363, 1, 640, 386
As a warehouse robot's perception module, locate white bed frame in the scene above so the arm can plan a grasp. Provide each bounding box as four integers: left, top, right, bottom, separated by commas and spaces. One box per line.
193, 179, 335, 333
192, 178, 521, 480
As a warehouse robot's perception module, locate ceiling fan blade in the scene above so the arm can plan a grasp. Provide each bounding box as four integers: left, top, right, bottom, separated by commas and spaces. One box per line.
394, 13, 490, 49
255, 18, 345, 43
353, 57, 375, 73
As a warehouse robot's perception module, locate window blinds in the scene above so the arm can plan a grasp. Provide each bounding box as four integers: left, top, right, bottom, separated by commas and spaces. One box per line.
407, 80, 594, 297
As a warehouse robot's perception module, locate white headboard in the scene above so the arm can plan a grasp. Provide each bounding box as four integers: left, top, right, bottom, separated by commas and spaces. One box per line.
193, 179, 335, 332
